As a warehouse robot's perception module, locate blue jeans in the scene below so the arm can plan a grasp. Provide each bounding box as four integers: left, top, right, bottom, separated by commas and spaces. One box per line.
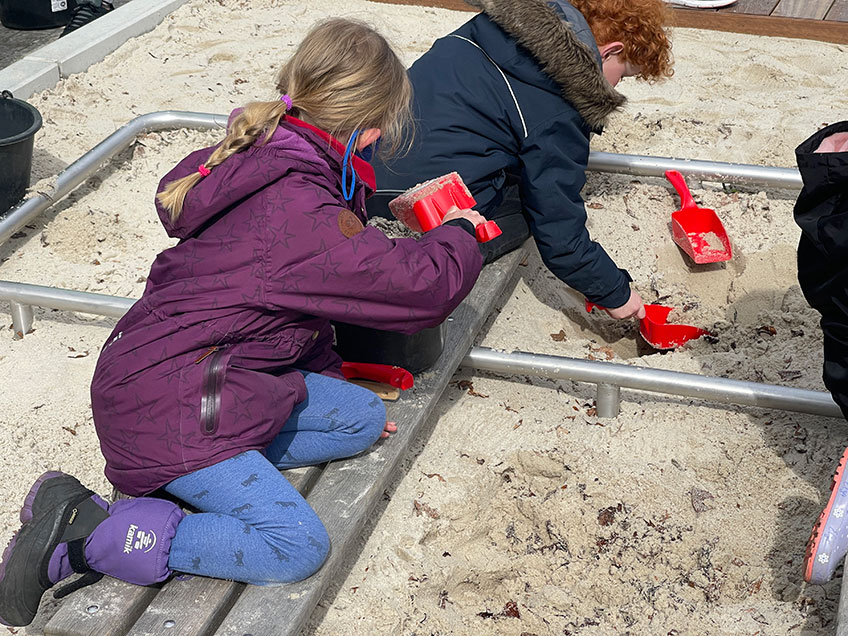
163, 372, 385, 584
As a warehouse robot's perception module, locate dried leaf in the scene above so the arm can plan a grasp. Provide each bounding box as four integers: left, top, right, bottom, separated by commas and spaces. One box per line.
502, 601, 520, 618
413, 499, 440, 519
588, 343, 615, 360
457, 379, 489, 398
690, 487, 715, 513
550, 329, 567, 342
598, 506, 616, 526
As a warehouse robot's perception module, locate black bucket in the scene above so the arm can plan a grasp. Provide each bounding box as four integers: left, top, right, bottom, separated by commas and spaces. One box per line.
333, 321, 447, 375
0, 92, 42, 214
0, 0, 78, 29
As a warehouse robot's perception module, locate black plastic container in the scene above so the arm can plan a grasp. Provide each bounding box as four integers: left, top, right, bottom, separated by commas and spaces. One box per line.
333, 321, 447, 375
0, 92, 42, 214
1, 0, 78, 29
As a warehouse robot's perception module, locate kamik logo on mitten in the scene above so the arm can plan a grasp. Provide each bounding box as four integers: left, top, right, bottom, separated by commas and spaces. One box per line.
123, 523, 158, 554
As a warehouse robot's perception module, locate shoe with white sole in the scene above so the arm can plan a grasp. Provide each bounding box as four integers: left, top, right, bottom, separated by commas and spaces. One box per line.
665, 0, 738, 7
805, 446, 848, 585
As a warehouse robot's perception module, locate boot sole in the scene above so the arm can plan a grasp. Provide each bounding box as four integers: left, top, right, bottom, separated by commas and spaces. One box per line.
805, 446, 848, 583
0, 529, 20, 626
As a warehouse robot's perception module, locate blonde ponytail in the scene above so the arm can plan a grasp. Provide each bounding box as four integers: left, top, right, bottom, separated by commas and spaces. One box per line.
157, 100, 289, 221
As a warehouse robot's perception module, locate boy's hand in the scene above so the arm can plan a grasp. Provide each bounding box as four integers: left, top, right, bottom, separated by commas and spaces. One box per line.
604, 289, 646, 320
442, 206, 487, 227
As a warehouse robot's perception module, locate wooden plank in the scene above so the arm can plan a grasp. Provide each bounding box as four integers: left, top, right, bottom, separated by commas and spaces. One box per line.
772, 0, 834, 19
124, 578, 240, 636
723, 0, 779, 15
211, 245, 529, 636
371, 0, 847, 44
369, 0, 475, 11
42, 466, 323, 636
826, 0, 848, 20
670, 8, 848, 43
43, 578, 159, 636
123, 466, 322, 636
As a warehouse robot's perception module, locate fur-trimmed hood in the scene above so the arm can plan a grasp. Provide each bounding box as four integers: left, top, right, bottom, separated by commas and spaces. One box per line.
463, 0, 625, 129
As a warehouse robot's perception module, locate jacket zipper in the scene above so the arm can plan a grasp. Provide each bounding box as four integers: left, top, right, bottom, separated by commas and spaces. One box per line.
197, 347, 227, 435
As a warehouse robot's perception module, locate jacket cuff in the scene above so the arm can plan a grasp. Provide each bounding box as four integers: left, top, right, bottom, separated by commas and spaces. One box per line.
584, 269, 633, 309
442, 217, 477, 238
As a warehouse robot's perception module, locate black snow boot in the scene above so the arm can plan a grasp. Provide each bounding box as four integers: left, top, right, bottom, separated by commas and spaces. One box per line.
0, 472, 185, 627
0, 475, 109, 627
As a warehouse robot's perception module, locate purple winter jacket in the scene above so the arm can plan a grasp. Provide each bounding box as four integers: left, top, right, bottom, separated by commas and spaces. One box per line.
90, 115, 483, 496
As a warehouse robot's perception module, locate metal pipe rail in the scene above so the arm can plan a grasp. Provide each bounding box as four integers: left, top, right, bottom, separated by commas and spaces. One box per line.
0, 111, 802, 248
0, 281, 840, 419
462, 347, 841, 419
0, 111, 228, 246
587, 151, 802, 190
0, 280, 133, 337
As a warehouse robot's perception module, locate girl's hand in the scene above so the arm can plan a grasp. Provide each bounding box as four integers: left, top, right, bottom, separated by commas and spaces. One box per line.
442, 206, 487, 227
381, 421, 397, 439
604, 289, 646, 320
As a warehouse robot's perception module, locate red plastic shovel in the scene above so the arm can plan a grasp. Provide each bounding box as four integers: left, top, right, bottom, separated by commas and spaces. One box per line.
340, 361, 414, 390
388, 172, 502, 243
666, 170, 732, 264
586, 301, 709, 350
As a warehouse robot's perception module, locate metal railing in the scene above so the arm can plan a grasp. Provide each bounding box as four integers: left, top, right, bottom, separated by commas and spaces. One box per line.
0, 280, 840, 420
0, 111, 228, 246
0, 110, 823, 420
0, 110, 801, 247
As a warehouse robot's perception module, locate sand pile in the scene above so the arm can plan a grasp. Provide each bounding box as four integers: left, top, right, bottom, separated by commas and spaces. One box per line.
1, 1, 847, 634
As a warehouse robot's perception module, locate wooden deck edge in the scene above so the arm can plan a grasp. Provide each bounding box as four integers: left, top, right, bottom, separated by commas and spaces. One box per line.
671, 8, 847, 45
368, 0, 848, 45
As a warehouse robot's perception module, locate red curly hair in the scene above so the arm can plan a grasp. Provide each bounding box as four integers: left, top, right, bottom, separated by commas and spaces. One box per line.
569, 0, 674, 81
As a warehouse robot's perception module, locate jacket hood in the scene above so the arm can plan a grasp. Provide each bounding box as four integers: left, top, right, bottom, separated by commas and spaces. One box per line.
464, 0, 625, 129
156, 117, 375, 239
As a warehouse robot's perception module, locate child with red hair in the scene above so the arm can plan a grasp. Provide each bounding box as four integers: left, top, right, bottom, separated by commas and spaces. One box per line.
371, 0, 674, 322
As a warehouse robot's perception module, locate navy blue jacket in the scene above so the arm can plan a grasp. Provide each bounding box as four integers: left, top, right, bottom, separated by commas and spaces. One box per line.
373, 0, 632, 307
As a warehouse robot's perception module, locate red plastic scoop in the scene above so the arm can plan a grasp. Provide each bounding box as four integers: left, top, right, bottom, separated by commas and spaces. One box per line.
586, 301, 709, 350
666, 170, 732, 264
388, 172, 502, 243
340, 361, 414, 390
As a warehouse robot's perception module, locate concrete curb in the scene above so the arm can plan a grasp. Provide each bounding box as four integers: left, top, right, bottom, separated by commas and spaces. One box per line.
0, 0, 191, 99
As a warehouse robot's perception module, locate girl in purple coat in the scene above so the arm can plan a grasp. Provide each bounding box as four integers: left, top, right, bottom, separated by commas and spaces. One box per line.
0, 18, 486, 627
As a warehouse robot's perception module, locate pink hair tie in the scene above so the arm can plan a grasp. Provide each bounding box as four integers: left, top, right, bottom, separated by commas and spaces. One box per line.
198, 164, 211, 177
280, 94, 293, 111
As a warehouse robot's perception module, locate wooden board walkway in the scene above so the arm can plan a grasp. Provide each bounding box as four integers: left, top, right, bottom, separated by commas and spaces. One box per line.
372, 0, 848, 44
28, 244, 528, 636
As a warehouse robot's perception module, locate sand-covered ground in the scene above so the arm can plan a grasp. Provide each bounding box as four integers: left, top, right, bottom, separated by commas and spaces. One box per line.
1, 1, 847, 634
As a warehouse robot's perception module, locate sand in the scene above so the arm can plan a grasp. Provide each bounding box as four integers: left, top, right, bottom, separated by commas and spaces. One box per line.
1, 1, 847, 634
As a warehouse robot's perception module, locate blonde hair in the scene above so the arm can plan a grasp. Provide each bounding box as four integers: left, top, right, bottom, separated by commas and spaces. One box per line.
158, 18, 413, 221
